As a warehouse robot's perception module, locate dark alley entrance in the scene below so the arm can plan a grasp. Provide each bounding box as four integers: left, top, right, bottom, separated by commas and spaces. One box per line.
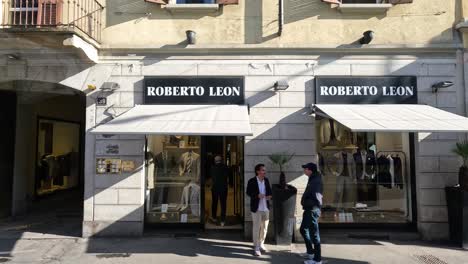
0, 81, 86, 238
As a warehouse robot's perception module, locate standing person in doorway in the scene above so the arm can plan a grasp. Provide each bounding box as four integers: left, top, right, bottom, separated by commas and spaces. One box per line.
210, 155, 230, 226
300, 163, 323, 264
246, 164, 272, 257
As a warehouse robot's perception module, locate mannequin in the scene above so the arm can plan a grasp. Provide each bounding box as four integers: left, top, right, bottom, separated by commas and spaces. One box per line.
179, 150, 200, 177
178, 180, 201, 217
332, 150, 356, 210
155, 150, 170, 177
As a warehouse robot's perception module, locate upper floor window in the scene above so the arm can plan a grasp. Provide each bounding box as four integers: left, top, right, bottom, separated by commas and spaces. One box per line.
341, 0, 386, 3
176, 0, 216, 3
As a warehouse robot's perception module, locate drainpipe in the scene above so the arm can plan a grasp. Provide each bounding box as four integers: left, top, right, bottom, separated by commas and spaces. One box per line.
455, 26, 468, 140
278, 0, 283, 36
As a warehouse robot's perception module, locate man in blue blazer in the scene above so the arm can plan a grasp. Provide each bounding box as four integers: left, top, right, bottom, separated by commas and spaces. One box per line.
246, 163, 272, 257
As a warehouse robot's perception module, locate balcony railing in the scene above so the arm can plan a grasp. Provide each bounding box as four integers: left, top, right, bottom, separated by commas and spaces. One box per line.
1, 0, 103, 43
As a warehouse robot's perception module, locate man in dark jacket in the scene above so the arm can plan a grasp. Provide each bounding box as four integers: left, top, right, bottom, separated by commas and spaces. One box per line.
210, 155, 231, 226
246, 163, 272, 257
300, 162, 323, 264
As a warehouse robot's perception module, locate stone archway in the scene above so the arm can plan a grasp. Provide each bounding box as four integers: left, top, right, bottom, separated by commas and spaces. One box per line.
0, 80, 87, 237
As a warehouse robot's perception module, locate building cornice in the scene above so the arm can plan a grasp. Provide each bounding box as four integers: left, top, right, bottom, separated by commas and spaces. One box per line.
99, 43, 461, 58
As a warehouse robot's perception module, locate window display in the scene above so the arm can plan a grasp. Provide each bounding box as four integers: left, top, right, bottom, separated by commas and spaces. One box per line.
36, 119, 80, 196
146, 135, 201, 224
316, 118, 411, 224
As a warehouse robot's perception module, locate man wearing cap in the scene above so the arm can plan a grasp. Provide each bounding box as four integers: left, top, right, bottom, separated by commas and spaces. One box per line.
300, 162, 323, 264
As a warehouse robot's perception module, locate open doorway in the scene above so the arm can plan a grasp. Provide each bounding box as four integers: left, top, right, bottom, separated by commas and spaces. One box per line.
204, 136, 244, 230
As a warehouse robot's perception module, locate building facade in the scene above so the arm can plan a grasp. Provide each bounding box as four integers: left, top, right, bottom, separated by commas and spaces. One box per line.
1, 0, 467, 241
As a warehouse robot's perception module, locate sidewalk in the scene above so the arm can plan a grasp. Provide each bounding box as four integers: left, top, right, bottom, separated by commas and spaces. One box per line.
0, 232, 466, 264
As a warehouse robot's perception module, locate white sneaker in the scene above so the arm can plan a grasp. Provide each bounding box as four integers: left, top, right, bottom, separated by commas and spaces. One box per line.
254, 250, 261, 256
260, 244, 267, 252
220, 222, 225, 227
299, 252, 314, 259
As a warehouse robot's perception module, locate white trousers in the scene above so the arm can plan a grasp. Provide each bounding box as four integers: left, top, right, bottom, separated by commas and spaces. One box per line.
251, 210, 269, 249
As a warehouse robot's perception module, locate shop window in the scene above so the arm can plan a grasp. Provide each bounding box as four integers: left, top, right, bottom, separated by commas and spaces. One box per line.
316, 118, 412, 224
146, 135, 201, 224
36, 119, 80, 196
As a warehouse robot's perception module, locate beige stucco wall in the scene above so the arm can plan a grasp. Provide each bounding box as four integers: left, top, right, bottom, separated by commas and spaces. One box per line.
101, 0, 456, 48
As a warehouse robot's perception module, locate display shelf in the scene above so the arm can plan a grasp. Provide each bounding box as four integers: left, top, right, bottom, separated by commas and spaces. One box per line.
164, 146, 199, 150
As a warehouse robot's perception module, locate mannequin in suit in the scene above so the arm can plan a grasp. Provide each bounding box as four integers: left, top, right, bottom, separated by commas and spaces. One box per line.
332, 150, 356, 210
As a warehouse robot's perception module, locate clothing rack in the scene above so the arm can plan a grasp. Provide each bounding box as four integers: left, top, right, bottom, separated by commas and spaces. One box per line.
375, 150, 407, 188
375, 150, 408, 216
376, 150, 406, 164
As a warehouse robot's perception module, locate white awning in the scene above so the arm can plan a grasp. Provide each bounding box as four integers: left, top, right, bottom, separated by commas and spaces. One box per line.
315, 104, 468, 132
91, 104, 253, 136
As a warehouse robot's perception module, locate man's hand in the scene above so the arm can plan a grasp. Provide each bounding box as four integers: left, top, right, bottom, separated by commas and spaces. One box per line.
258, 194, 265, 199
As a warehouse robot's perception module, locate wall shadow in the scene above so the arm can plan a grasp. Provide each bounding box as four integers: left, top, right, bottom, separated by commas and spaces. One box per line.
106, 0, 224, 28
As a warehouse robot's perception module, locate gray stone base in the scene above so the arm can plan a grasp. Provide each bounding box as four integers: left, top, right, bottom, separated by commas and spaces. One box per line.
82, 221, 143, 237
418, 222, 449, 241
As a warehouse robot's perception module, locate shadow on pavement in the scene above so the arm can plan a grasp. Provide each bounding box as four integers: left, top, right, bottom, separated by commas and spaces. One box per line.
86, 232, 370, 264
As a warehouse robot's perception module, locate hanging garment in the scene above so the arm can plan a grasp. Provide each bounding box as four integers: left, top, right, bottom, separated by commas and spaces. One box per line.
393, 156, 404, 189
179, 151, 200, 177
180, 182, 200, 217
376, 156, 392, 188
387, 155, 395, 188
146, 151, 155, 189
320, 119, 345, 146
155, 151, 171, 178
46, 156, 60, 181
365, 150, 377, 179
353, 151, 367, 180
333, 152, 355, 178
318, 153, 325, 174
333, 175, 354, 210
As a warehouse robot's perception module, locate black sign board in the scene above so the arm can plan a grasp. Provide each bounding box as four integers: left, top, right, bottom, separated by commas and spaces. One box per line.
144, 76, 244, 105
315, 76, 417, 104
96, 97, 107, 106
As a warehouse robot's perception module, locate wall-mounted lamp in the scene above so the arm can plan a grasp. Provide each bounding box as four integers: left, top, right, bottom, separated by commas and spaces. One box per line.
100, 82, 120, 92
359, 30, 374, 45
432, 81, 454, 93
186, 30, 196, 45
6, 53, 20, 60
273, 80, 289, 91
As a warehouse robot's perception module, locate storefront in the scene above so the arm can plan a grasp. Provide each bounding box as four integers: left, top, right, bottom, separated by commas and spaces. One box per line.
311, 76, 468, 228
91, 76, 251, 230
84, 57, 468, 240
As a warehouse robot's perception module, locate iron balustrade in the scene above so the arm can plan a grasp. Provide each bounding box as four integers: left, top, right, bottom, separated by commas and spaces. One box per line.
1, 0, 103, 42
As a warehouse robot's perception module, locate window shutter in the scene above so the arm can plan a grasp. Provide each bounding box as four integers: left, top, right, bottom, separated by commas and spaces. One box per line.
37, 0, 61, 26
217, 0, 239, 4
321, 0, 340, 4
145, 0, 168, 4
389, 0, 413, 4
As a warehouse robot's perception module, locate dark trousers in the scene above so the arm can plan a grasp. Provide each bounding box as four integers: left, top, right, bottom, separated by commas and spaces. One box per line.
211, 189, 227, 222
300, 208, 321, 262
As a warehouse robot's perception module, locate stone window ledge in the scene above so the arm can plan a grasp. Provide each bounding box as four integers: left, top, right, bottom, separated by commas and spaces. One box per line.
165, 4, 219, 13
338, 4, 393, 14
